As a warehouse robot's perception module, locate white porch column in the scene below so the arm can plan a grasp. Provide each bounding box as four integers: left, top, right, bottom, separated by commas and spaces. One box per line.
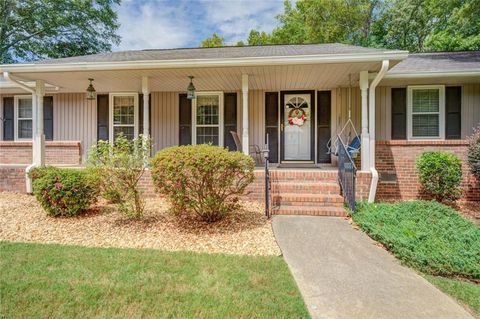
241, 74, 249, 155
33, 80, 45, 166
141, 76, 150, 137
359, 71, 369, 171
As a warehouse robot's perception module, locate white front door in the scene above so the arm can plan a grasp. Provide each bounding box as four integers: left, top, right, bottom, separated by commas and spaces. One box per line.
283, 93, 312, 161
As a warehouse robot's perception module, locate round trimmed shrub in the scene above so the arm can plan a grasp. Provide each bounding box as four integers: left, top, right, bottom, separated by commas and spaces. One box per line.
31, 167, 100, 217
150, 144, 255, 223
416, 151, 462, 202
467, 126, 480, 180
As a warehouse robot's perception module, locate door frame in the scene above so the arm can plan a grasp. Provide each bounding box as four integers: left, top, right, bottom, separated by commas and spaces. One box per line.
280, 90, 316, 162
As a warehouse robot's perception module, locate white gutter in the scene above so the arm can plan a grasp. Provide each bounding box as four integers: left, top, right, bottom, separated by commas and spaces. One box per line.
384, 70, 480, 79
368, 60, 389, 203
3, 72, 36, 94
0, 51, 408, 73
3, 72, 37, 193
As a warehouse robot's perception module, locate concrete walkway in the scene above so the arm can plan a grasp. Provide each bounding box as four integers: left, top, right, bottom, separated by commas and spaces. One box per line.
273, 216, 474, 319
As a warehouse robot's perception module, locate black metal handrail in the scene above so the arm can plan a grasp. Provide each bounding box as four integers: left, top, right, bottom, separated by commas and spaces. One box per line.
263, 133, 271, 218
337, 135, 357, 212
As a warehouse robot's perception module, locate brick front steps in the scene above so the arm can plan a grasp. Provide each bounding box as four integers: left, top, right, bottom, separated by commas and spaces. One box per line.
248, 169, 348, 217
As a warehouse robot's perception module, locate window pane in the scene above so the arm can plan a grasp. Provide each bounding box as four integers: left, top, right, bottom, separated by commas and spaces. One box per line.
18, 119, 32, 139
113, 126, 135, 140
196, 95, 219, 125
113, 96, 135, 125
412, 114, 439, 137
412, 89, 439, 113
196, 127, 219, 145
18, 98, 32, 118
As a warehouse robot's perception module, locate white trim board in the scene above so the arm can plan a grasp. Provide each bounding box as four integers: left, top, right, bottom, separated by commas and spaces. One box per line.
407, 85, 445, 140
108, 92, 139, 143
191, 91, 224, 147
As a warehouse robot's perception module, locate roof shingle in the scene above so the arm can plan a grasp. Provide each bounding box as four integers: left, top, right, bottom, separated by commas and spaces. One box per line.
34, 43, 398, 64
389, 51, 480, 73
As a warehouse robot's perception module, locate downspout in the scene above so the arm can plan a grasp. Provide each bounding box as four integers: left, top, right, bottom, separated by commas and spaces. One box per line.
3, 72, 37, 193
367, 60, 389, 203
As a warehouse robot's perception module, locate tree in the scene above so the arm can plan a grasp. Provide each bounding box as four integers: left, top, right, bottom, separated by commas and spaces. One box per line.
425, 0, 480, 51
0, 0, 120, 63
200, 32, 225, 48
371, 0, 480, 51
247, 30, 272, 45
200, 0, 480, 52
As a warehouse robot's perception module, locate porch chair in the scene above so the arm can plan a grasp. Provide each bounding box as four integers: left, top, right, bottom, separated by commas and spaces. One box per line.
230, 131, 263, 165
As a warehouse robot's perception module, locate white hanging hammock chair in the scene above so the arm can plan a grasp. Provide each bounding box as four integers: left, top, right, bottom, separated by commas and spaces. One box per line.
326, 74, 361, 158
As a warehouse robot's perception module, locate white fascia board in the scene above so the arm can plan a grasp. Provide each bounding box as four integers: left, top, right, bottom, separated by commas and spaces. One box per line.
382, 70, 480, 79
0, 51, 408, 73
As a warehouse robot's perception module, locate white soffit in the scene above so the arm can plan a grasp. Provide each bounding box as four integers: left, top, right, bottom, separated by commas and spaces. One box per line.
2, 62, 382, 93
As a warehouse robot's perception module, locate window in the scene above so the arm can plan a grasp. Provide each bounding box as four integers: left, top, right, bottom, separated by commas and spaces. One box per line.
109, 93, 138, 142
14, 96, 33, 140
192, 92, 224, 146
407, 85, 445, 139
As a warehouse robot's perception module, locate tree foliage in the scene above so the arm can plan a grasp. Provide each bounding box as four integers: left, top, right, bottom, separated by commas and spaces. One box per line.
200, 0, 479, 52
199, 32, 225, 48
0, 0, 120, 63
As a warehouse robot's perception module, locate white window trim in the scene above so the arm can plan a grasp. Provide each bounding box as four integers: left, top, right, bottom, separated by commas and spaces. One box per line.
192, 91, 224, 147
109, 92, 139, 143
407, 85, 445, 140
14, 95, 33, 141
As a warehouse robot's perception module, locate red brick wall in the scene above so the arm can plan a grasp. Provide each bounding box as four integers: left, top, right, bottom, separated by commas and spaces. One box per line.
376, 140, 479, 201
0, 166, 27, 193
356, 171, 372, 201
0, 141, 81, 165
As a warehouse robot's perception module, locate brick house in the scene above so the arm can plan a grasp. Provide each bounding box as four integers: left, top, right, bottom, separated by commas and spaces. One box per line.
1, 44, 479, 216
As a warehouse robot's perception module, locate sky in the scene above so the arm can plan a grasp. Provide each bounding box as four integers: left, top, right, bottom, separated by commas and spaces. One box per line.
114, 0, 286, 51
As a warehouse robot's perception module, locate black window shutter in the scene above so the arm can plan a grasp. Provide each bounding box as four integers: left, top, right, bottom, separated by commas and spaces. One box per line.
391, 88, 407, 140
224, 93, 237, 151
265, 92, 279, 163
139, 94, 152, 137
317, 91, 331, 163
43, 96, 53, 140
179, 94, 192, 145
3, 97, 14, 141
97, 94, 109, 141
445, 86, 461, 139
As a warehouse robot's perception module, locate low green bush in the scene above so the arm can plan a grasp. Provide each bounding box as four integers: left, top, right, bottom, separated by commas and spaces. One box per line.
416, 151, 462, 202
30, 166, 100, 217
353, 201, 480, 280
467, 126, 480, 180
150, 144, 255, 223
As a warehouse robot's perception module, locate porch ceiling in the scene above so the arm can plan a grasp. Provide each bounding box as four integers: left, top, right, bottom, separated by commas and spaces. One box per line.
2, 61, 382, 94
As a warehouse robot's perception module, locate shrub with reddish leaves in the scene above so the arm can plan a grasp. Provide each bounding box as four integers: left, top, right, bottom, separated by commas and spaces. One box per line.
30, 166, 100, 217
150, 144, 255, 223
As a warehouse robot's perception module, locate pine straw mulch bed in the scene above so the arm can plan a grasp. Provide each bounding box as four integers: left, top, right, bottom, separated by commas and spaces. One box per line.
0, 192, 280, 256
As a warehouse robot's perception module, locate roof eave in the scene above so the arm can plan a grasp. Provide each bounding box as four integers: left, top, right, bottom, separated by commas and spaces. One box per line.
0, 51, 408, 73
384, 70, 480, 79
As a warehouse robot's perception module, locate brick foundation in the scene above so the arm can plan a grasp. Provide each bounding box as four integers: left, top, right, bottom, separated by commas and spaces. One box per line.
0, 141, 81, 165
376, 140, 479, 201
0, 165, 27, 193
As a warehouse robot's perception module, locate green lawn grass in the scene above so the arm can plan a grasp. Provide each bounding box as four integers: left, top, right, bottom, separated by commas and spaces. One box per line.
425, 275, 480, 315
0, 241, 310, 319
352, 200, 480, 316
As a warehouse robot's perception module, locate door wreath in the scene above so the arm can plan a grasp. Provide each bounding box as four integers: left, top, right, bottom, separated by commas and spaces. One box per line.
288, 107, 307, 126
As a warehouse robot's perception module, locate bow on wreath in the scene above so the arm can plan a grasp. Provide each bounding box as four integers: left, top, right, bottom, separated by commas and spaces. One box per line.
288, 108, 307, 126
